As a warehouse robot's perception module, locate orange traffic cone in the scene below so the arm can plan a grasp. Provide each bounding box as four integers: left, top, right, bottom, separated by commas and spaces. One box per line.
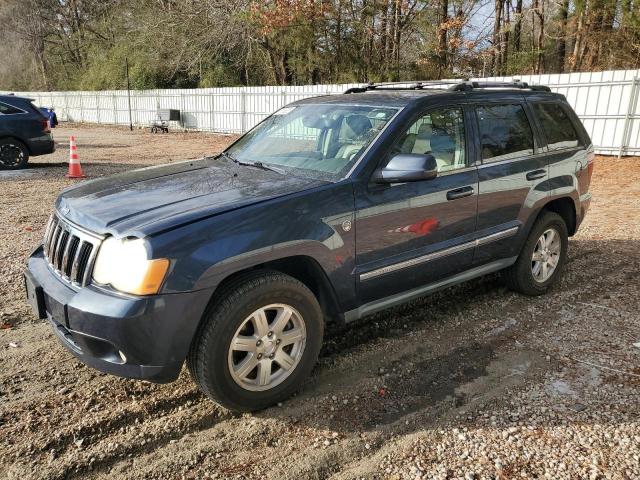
66, 135, 85, 178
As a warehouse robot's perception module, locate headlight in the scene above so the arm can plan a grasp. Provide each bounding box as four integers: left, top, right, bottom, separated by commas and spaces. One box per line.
92, 237, 169, 295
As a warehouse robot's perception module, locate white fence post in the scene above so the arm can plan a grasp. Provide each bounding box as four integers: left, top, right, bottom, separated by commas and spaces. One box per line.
112, 93, 117, 125
180, 92, 185, 129
619, 76, 639, 158
241, 89, 247, 133
63, 93, 69, 121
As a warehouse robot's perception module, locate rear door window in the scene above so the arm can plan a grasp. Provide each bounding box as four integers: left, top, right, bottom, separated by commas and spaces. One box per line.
533, 103, 580, 150
0, 101, 25, 115
476, 104, 534, 162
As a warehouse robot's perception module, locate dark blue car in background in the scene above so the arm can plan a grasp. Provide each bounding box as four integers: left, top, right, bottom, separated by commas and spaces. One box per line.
24, 80, 593, 412
0, 94, 55, 169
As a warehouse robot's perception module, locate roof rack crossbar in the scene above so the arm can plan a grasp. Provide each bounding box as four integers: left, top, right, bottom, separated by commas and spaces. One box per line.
449, 80, 551, 92
344, 80, 466, 94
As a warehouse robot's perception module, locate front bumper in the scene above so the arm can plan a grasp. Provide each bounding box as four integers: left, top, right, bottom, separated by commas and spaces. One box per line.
26, 246, 213, 383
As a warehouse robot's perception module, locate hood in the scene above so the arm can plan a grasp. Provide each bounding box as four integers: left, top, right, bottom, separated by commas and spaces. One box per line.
56, 157, 327, 237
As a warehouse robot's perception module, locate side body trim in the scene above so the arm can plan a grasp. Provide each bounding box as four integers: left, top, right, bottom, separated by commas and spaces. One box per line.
359, 226, 518, 281
346, 256, 517, 323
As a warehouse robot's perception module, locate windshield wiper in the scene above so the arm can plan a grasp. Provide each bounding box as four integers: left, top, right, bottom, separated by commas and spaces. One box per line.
235, 159, 286, 175
218, 151, 236, 162
219, 151, 286, 175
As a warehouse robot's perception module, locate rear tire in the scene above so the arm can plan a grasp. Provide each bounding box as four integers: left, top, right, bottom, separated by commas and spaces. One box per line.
0, 138, 29, 169
188, 271, 324, 412
503, 211, 568, 295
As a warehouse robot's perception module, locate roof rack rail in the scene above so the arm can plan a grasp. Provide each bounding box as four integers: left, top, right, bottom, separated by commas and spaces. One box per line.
344, 79, 551, 94
449, 80, 551, 92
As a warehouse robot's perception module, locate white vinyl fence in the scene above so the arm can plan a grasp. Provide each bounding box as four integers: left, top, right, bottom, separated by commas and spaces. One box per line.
7, 69, 640, 156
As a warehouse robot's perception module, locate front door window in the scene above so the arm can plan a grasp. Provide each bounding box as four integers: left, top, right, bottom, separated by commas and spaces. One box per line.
394, 107, 466, 173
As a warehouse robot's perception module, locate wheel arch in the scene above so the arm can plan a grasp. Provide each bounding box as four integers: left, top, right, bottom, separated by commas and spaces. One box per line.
202, 255, 344, 327
0, 135, 30, 154
541, 196, 577, 236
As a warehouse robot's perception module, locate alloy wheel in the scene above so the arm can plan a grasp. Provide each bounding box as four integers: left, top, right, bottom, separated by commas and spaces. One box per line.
531, 227, 561, 283
227, 303, 306, 392
0, 144, 24, 167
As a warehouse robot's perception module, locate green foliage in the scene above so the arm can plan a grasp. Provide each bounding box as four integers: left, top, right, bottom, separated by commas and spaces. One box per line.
1, 0, 640, 92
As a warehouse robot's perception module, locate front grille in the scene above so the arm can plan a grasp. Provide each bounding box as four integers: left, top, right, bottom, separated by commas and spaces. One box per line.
43, 213, 102, 287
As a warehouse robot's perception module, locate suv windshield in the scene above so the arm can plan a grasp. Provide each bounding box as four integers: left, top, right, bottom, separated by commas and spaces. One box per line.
226, 104, 399, 181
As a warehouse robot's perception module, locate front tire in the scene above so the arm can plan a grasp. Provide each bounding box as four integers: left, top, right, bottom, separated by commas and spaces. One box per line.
188, 271, 324, 412
503, 211, 568, 295
0, 138, 29, 169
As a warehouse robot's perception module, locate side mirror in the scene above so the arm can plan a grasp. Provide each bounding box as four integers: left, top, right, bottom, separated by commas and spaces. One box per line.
373, 153, 438, 183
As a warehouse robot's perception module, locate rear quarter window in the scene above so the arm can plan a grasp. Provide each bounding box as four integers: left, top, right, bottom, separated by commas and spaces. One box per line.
0, 101, 25, 115
533, 103, 580, 150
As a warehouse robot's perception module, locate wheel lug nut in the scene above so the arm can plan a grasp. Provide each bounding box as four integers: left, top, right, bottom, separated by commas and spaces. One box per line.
257, 353, 263, 359
256, 340, 262, 346
276, 339, 281, 345
268, 331, 273, 337
269, 353, 275, 359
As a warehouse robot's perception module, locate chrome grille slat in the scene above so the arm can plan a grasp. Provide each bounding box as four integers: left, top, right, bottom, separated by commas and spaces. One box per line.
42, 212, 102, 287
49, 226, 62, 263
81, 244, 97, 286
56, 231, 69, 270
70, 240, 86, 281
43, 215, 55, 248
61, 235, 79, 278
44, 217, 57, 257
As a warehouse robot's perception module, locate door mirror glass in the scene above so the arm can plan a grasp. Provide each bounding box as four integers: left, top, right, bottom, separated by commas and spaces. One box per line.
373, 153, 438, 183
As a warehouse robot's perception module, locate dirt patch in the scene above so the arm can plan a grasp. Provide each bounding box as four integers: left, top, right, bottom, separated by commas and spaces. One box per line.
1, 126, 639, 479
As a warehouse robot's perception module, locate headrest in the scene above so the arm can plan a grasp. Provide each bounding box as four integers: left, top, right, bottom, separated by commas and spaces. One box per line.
417, 123, 432, 138
302, 115, 334, 129
345, 114, 373, 137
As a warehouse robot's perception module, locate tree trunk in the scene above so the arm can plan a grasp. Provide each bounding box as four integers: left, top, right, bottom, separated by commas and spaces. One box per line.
555, 0, 569, 72
533, 0, 544, 73
500, 1, 510, 75
491, 0, 503, 75
513, 0, 523, 52
392, 0, 401, 80
437, 0, 449, 77
571, 9, 585, 71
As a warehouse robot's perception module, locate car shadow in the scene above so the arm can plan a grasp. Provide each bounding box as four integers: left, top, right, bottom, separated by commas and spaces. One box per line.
258, 237, 639, 439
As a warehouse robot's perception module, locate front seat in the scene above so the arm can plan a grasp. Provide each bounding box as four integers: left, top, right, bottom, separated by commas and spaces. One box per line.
430, 121, 456, 170
411, 123, 432, 154
335, 114, 373, 160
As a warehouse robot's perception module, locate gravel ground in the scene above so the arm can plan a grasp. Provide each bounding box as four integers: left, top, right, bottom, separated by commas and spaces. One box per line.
1, 124, 639, 479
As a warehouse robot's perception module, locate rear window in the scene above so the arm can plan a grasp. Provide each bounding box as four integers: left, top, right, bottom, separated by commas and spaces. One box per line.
476, 104, 534, 162
0, 101, 25, 115
533, 103, 580, 150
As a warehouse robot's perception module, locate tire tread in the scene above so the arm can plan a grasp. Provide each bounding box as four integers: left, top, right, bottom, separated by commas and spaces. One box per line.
188, 270, 322, 411
503, 210, 568, 296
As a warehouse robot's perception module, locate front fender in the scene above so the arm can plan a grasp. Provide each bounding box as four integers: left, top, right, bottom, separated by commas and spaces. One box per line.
150, 181, 358, 310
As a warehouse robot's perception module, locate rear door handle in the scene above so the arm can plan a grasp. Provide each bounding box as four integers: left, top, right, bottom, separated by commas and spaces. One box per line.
446, 186, 474, 201
526, 169, 547, 181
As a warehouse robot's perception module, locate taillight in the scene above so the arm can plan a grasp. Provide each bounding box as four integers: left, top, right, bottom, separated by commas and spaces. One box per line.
42, 119, 50, 133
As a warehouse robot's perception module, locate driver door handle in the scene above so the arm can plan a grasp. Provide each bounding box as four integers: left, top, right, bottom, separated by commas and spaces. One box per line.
526, 169, 547, 181
446, 186, 475, 201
